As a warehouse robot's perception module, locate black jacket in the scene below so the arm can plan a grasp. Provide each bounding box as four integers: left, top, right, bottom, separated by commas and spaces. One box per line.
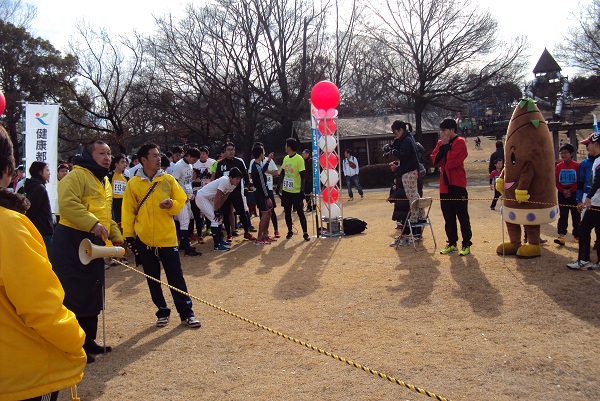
391, 133, 419, 176
23, 178, 54, 236
489, 148, 504, 173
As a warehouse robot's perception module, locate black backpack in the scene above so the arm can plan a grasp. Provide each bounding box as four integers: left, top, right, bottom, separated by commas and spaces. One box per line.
343, 217, 367, 235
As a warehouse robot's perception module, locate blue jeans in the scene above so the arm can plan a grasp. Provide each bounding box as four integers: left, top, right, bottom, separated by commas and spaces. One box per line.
137, 241, 194, 320
345, 175, 363, 199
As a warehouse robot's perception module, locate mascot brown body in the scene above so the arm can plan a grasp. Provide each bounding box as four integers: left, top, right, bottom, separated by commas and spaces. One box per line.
496, 98, 559, 258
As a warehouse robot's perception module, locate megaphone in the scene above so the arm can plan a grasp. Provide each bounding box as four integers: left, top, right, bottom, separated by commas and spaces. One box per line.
79, 238, 126, 265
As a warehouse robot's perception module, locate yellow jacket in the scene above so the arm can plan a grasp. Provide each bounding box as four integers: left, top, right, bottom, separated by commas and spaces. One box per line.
122, 169, 186, 247
58, 165, 122, 243
0, 206, 86, 401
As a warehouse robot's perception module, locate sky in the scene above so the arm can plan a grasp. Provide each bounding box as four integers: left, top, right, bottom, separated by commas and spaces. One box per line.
28, 0, 592, 77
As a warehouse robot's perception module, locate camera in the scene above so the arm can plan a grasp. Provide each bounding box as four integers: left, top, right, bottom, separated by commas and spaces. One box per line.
383, 144, 391, 153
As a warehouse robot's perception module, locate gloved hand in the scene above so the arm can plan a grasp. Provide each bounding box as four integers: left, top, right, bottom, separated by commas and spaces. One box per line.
495, 177, 505, 197
214, 211, 222, 222
126, 237, 141, 266
515, 189, 530, 203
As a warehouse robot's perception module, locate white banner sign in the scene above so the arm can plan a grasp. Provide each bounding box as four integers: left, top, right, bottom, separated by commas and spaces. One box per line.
24, 103, 59, 213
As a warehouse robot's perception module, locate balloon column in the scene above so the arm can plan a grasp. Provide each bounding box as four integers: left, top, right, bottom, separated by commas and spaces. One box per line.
0, 92, 6, 116
310, 81, 343, 236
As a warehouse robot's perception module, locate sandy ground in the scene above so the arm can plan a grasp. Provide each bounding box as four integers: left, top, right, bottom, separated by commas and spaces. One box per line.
57, 136, 600, 401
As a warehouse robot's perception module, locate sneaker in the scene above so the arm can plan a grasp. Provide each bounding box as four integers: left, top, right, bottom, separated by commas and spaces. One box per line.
226, 234, 233, 242
286, 231, 293, 239
591, 262, 600, 270
361, 195, 364, 199
231, 231, 240, 237
540, 238, 548, 244
182, 316, 201, 328
274, 230, 281, 238
490, 207, 495, 210
119, 257, 129, 265
389, 239, 399, 247
249, 226, 258, 232
440, 245, 458, 255
266, 236, 277, 242
86, 354, 96, 364
244, 232, 256, 240
221, 239, 232, 246
156, 316, 169, 327
255, 239, 268, 245
213, 244, 230, 252
554, 237, 565, 246
348, 198, 354, 201
459, 246, 471, 256
567, 260, 593, 270
303, 233, 310, 242
184, 249, 202, 256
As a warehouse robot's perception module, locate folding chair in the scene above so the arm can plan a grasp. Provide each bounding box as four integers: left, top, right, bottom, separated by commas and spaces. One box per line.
395, 197, 436, 251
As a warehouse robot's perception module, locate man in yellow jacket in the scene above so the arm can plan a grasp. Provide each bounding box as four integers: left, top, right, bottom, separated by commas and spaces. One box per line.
0, 126, 86, 401
51, 140, 123, 364
122, 143, 201, 328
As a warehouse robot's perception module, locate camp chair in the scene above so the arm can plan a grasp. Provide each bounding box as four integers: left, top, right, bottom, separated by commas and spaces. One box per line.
395, 197, 436, 251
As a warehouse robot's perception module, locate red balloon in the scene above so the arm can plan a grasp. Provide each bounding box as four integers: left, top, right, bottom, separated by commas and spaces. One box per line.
0, 92, 5, 115
321, 186, 339, 204
319, 152, 338, 169
318, 119, 337, 135
310, 81, 340, 110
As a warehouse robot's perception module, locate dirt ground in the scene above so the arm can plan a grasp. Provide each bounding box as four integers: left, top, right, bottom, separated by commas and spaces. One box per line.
60, 136, 600, 401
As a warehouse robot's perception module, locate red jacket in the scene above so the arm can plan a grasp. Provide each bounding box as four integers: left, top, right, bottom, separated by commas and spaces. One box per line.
430, 136, 468, 193
555, 159, 579, 194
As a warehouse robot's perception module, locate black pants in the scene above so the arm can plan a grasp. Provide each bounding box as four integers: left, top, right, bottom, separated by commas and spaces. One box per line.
281, 191, 307, 234
557, 192, 580, 237
137, 242, 194, 320
222, 192, 249, 235
268, 190, 278, 231
490, 190, 501, 209
578, 207, 600, 262
78, 315, 99, 351
440, 186, 472, 248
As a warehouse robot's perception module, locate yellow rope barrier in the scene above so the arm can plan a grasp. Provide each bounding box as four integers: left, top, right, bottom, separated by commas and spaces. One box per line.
110, 259, 454, 401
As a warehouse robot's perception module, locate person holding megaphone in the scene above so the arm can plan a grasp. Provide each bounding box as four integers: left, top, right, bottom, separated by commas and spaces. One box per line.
51, 140, 123, 364
0, 126, 86, 400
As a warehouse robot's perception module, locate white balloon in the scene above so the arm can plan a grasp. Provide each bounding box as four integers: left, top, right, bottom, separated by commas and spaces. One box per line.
321, 203, 341, 219
319, 169, 339, 187
318, 135, 337, 152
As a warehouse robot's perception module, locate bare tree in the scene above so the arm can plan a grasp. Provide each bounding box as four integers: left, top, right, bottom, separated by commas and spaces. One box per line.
555, 0, 600, 76
366, 0, 527, 135
61, 23, 155, 152
0, 0, 36, 29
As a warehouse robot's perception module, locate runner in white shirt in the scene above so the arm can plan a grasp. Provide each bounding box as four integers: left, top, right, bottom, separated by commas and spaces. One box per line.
171, 148, 201, 256
191, 147, 216, 240
195, 168, 243, 251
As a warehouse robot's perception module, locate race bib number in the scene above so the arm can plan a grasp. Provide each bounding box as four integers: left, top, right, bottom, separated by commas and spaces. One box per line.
113, 180, 126, 196
559, 169, 576, 185
266, 174, 273, 190
282, 177, 294, 191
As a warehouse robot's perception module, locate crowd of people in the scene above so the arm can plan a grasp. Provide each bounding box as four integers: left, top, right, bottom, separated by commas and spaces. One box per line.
2, 112, 599, 399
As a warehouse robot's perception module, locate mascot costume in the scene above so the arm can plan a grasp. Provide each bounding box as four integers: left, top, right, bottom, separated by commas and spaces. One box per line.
495, 98, 559, 258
